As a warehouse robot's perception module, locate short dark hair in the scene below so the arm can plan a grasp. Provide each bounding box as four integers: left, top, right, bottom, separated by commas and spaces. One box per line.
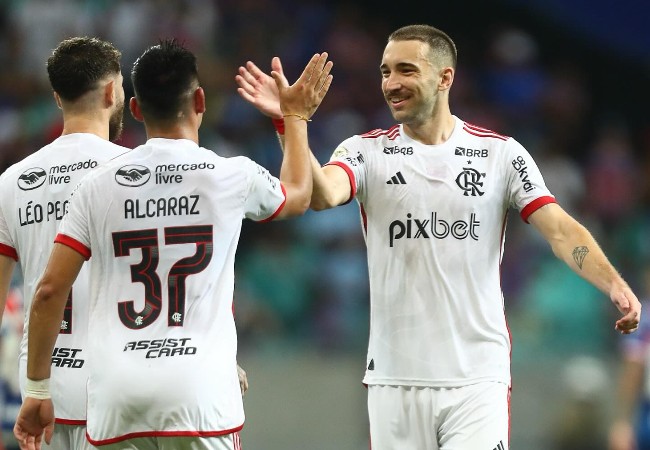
131, 39, 199, 123
47, 37, 121, 102
388, 24, 457, 69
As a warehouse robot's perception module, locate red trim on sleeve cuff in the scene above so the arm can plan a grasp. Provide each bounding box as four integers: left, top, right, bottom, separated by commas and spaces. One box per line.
259, 183, 287, 223
0, 243, 18, 261
323, 161, 356, 204
520, 196, 557, 223
272, 118, 285, 135
54, 233, 91, 260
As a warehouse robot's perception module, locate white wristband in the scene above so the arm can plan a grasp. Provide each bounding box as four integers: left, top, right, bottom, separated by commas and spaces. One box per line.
25, 378, 51, 400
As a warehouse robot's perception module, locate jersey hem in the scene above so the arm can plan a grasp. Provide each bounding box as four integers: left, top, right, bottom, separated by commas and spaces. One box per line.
363, 375, 511, 388
87, 423, 245, 446
55, 418, 86, 426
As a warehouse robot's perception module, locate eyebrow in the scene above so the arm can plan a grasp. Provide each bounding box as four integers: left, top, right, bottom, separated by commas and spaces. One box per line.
380, 61, 419, 71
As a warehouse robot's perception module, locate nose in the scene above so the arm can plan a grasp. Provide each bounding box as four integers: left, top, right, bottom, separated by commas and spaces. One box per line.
383, 73, 401, 92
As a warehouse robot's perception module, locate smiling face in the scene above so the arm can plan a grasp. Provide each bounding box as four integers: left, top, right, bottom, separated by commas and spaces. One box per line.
380, 39, 452, 127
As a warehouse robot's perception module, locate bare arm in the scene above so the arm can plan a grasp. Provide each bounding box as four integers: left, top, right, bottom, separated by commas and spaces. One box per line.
528, 203, 640, 333
236, 57, 349, 212
0, 254, 16, 327
27, 243, 85, 379
609, 356, 643, 450
14, 243, 85, 448
237, 363, 248, 396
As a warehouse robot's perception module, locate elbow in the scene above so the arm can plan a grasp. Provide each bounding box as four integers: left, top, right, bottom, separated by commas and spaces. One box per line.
30, 280, 63, 321
310, 191, 339, 211
294, 197, 311, 216
310, 197, 329, 211
278, 188, 311, 219
33, 280, 60, 307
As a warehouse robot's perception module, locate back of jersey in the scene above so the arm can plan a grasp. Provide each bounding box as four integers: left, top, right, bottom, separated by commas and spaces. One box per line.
57, 138, 285, 445
0, 133, 128, 423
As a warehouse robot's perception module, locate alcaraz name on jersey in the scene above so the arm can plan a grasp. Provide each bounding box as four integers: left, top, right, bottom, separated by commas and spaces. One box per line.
55, 138, 286, 445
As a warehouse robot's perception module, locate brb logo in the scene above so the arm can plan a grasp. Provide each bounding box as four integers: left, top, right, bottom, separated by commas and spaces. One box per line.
388, 212, 480, 247
383, 146, 413, 155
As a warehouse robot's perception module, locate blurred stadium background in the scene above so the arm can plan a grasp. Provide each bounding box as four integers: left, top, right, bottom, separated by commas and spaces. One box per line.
1, 0, 649, 449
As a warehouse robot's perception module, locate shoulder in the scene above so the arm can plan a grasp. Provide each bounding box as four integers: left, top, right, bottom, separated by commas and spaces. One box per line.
337, 124, 402, 153
459, 120, 510, 142
455, 119, 531, 158
0, 146, 51, 188
358, 124, 401, 141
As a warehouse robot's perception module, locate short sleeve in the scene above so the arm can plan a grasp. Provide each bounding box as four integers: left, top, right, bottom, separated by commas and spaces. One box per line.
56, 179, 92, 259
0, 200, 17, 260
324, 135, 367, 203
504, 138, 556, 222
243, 158, 286, 222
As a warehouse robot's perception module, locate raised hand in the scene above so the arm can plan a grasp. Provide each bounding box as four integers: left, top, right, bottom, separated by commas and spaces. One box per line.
272, 52, 333, 122
236, 57, 284, 119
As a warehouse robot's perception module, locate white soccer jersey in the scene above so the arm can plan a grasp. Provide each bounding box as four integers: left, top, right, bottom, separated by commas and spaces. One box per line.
327, 116, 556, 387
56, 138, 286, 445
0, 133, 128, 423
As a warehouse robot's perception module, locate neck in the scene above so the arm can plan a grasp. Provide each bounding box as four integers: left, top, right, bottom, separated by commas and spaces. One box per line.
60, 114, 110, 140
145, 122, 199, 145
403, 110, 455, 146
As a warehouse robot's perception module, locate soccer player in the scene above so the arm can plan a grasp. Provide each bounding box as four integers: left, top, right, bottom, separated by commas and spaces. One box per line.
236, 24, 641, 449
609, 279, 650, 450
13, 39, 331, 450
0, 37, 128, 450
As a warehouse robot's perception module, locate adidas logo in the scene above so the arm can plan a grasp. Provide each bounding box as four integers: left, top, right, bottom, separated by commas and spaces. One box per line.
367, 359, 374, 370
492, 441, 505, 450
386, 171, 406, 184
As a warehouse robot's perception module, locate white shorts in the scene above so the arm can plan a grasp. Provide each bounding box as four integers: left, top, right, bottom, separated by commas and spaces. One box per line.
368, 382, 510, 450
43, 424, 93, 450
93, 432, 243, 450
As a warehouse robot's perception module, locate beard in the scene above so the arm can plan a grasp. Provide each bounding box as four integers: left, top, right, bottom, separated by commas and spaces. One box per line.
109, 100, 125, 142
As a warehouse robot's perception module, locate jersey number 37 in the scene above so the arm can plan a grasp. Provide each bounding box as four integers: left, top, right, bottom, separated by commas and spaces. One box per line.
112, 225, 213, 329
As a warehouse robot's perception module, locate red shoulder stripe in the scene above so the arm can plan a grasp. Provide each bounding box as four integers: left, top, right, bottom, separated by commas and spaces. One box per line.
463, 122, 509, 141
360, 124, 400, 140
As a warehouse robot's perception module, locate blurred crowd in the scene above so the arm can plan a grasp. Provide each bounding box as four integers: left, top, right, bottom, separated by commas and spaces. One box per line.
0, 0, 649, 447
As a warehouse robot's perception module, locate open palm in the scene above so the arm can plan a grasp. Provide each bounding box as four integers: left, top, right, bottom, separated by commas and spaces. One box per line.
236, 57, 284, 118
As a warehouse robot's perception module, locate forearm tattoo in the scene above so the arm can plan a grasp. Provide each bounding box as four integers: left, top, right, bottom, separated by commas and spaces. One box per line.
572, 246, 589, 269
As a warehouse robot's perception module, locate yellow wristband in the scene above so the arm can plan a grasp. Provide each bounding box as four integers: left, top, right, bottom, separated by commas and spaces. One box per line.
283, 113, 311, 122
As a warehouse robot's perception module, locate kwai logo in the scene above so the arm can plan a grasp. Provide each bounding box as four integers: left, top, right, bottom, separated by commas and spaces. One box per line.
115, 165, 151, 187
511, 155, 534, 192
17, 167, 47, 191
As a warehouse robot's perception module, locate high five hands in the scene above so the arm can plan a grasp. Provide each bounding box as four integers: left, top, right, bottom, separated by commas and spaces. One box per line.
237, 54, 332, 120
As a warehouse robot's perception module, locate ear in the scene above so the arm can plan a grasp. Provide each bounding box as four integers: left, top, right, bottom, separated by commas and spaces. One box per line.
103, 79, 116, 107
129, 97, 144, 122
53, 92, 63, 109
193, 87, 206, 115
439, 67, 454, 92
